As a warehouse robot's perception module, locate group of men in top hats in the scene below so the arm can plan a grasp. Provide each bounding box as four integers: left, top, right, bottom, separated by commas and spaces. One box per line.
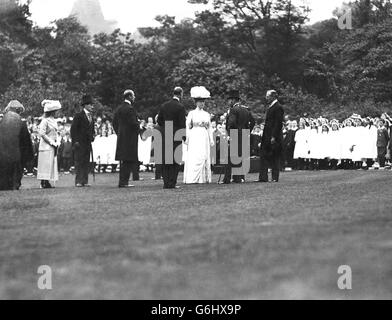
112, 87, 187, 189
0, 87, 284, 191
222, 89, 255, 184
221, 89, 284, 184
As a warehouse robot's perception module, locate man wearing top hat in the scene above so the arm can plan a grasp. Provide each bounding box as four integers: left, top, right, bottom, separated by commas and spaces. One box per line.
256, 90, 284, 183
222, 90, 255, 184
71, 94, 95, 187
113, 89, 141, 188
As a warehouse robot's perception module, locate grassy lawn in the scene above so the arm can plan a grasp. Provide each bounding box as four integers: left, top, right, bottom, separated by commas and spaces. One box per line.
1, 170, 392, 300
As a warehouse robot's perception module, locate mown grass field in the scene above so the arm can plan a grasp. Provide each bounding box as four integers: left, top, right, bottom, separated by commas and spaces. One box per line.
0, 170, 391, 300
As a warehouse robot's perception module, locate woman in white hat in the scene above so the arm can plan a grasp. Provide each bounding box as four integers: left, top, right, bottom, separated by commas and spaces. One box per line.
183, 86, 214, 184
37, 100, 62, 189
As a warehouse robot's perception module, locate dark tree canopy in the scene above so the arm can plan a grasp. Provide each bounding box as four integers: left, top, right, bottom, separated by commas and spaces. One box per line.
1, 0, 392, 118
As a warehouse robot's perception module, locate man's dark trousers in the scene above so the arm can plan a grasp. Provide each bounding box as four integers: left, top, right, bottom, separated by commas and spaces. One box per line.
119, 161, 139, 186
75, 148, 90, 185
155, 164, 163, 180
162, 164, 180, 188
223, 144, 245, 183
259, 147, 280, 182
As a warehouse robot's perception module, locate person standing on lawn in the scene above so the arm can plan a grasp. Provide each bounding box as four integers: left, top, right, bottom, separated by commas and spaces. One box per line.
157, 87, 186, 189
0, 100, 33, 191
113, 89, 141, 188
376, 119, 390, 168
221, 90, 255, 184
37, 100, 62, 189
256, 90, 284, 183
71, 95, 95, 187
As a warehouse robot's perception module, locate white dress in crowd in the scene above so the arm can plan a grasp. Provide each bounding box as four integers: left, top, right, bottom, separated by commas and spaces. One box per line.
138, 135, 152, 165
37, 117, 59, 182
293, 128, 309, 159
307, 127, 319, 159
341, 126, 356, 160
293, 124, 379, 161
93, 133, 118, 166
359, 125, 378, 160
183, 107, 213, 184
328, 128, 342, 160
317, 130, 330, 159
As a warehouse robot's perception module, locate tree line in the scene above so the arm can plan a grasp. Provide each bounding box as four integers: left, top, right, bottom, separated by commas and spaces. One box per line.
1, 0, 392, 121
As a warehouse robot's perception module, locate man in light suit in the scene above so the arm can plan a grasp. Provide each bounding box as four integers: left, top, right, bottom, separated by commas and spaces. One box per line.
257, 90, 284, 182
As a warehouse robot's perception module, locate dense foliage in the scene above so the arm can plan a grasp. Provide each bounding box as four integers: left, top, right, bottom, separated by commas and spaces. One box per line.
1, 0, 392, 120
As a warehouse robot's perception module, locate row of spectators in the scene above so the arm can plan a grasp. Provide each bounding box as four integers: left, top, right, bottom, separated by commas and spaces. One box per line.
14, 111, 392, 176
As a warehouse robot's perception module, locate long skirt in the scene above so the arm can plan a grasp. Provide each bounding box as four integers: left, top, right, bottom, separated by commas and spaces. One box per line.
37, 149, 59, 182
183, 127, 212, 184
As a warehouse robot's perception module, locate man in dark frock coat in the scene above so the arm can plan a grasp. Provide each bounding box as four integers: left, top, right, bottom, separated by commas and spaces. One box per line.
222, 90, 255, 184
257, 90, 284, 182
0, 100, 33, 191
157, 87, 186, 189
113, 90, 140, 188
71, 95, 95, 187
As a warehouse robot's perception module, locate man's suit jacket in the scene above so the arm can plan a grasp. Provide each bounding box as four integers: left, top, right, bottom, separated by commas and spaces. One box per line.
0, 111, 33, 190
71, 110, 95, 161
113, 102, 140, 162
261, 101, 284, 157
227, 103, 255, 158
157, 98, 186, 165
0, 111, 33, 166
227, 104, 255, 132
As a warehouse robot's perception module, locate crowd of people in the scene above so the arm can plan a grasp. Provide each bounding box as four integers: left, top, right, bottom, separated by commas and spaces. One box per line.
1, 86, 391, 191
250, 113, 392, 171
18, 116, 156, 176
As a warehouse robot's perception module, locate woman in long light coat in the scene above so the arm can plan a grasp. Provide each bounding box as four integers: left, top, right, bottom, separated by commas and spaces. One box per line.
37, 100, 62, 189
183, 86, 214, 184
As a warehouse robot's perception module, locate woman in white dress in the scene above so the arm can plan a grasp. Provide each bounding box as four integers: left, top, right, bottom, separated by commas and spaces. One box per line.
183, 86, 214, 184
328, 121, 342, 169
138, 120, 153, 167
37, 100, 62, 189
308, 121, 319, 169
340, 119, 356, 168
293, 121, 309, 169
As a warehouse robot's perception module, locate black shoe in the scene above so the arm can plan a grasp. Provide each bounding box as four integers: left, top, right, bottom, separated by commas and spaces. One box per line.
40, 181, 53, 189
119, 184, 135, 188
254, 179, 268, 183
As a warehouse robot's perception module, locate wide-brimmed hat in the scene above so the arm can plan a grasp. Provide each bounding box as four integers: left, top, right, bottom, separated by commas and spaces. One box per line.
191, 86, 211, 99
42, 100, 62, 113
5, 100, 25, 113
81, 94, 93, 106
